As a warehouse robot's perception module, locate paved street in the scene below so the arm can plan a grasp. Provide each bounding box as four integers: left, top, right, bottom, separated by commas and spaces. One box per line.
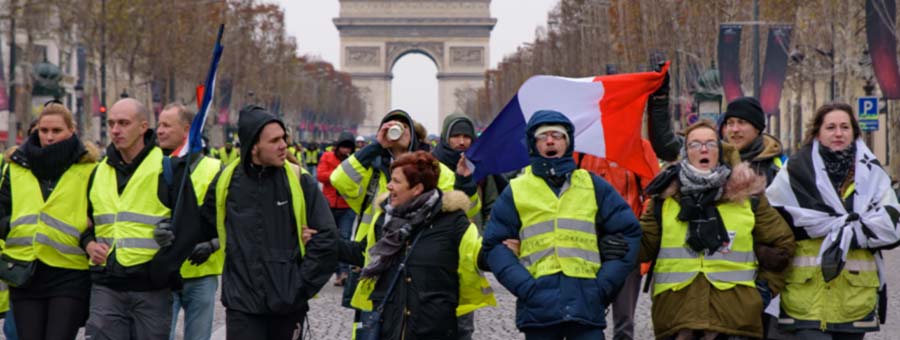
3, 247, 899, 339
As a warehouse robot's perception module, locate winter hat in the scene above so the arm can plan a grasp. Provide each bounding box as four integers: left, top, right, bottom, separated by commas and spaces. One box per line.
534, 124, 569, 140
721, 97, 765, 132
447, 119, 475, 139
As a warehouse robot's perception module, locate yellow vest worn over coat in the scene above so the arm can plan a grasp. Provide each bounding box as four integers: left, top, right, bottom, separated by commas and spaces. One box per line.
179, 156, 224, 279
89, 147, 171, 268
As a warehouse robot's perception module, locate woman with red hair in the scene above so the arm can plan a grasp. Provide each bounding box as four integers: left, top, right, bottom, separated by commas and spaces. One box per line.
337, 151, 496, 339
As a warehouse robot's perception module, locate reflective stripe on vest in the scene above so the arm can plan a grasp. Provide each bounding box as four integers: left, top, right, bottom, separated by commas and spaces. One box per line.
511, 168, 600, 280
89, 148, 171, 268
653, 197, 757, 296
781, 183, 880, 326
216, 161, 306, 257
180, 157, 224, 279
6, 162, 94, 270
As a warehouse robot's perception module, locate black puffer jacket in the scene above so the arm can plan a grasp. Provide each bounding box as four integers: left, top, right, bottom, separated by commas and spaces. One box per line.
338, 190, 471, 340
204, 106, 337, 315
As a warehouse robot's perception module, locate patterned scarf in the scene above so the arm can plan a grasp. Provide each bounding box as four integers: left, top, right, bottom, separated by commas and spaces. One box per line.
361, 189, 442, 279
677, 160, 733, 254
818, 142, 856, 194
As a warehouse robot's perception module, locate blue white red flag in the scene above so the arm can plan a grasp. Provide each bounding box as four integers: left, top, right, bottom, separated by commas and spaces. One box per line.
466, 62, 669, 181
173, 25, 225, 157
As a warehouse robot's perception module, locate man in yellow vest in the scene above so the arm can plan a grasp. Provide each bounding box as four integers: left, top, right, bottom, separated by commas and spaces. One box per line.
82, 98, 212, 340
304, 142, 319, 178
218, 141, 239, 165
199, 105, 337, 339
482, 110, 641, 338
156, 103, 223, 340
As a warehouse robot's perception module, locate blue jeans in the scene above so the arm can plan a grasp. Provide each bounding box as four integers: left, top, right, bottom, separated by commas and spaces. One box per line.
170, 276, 218, 340
4, 302, 17, 340
332, 208, 356, 275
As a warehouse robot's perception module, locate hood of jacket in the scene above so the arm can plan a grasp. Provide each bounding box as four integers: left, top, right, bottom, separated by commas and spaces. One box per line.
440, 113, 476, 142
238, 105, 286, 173
525, 110, 576, 178
381, 109, 419, 153
755, 133, 783, 162
335, 131, 356, 151
657, 143, 766, 203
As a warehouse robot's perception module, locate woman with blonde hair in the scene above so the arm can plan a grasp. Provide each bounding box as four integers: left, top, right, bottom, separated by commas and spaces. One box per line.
0, 101, 98, 340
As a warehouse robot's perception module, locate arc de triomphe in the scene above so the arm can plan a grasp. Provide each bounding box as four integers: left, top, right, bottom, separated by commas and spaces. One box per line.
334, 0, 496, 135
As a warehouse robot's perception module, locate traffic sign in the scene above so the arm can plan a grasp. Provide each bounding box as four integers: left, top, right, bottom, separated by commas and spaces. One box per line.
858, 97, 879, 131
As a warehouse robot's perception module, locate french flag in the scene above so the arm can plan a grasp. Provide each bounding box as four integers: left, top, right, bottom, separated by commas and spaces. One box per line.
466, 63, 669, 181
173, 25, 225, 157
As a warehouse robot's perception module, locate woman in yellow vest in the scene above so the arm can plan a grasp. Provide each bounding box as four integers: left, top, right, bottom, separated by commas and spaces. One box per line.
336, 151, 494, 340
766, 103, 900, 339
0, 102, 98, 339
639, 120, 795, 339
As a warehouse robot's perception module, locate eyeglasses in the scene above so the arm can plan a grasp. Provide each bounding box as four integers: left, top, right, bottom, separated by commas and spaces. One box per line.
535, 131, 566, 141
687, 141, 718, 150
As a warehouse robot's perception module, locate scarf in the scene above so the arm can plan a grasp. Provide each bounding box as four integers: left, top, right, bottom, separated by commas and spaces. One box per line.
530, 155, 576, 187
819, 142, 856, 194
739, 135, 766, 162
677, 159, 733, 254
432, 141, 461, 171
17, 133, 84, 181
766, 139, 900, 283
361, 189, 442, 279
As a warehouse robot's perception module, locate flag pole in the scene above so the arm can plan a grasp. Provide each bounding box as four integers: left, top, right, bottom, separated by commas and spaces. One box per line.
170, 24, 225, 233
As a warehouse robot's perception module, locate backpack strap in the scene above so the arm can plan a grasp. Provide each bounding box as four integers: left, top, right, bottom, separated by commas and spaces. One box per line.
162, 156, 174, 187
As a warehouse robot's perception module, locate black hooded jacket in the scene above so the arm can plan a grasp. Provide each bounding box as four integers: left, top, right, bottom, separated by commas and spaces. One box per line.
200, 106, 337, 315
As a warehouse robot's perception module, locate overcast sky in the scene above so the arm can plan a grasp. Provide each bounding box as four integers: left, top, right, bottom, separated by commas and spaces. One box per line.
278, 0, 558, 135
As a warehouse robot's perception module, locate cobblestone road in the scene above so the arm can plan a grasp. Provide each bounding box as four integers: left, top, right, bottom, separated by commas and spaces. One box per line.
6, 248, 900, 339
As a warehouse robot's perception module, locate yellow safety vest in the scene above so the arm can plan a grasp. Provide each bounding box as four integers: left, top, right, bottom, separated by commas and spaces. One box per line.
511, 167, 601, 280
781, 183, 880, 327
5, 162, 95, 270
215, 161, 306, 257
305, 149, 318, 165
0, 240, 7, 313
89, 148, 171, 267
179, 157, 224, 279
653, 197, 757, 295
218, 147, 240, 165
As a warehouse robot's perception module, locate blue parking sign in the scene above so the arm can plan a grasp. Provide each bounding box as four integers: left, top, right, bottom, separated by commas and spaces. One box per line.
858, 97, 879, 131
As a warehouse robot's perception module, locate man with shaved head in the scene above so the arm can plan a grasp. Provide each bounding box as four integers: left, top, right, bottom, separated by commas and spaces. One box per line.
81, 98, 214, 340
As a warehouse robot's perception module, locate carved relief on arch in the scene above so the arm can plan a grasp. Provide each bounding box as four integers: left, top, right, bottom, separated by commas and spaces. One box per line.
449, 47, 484, 66
385, 41, 445, 71
346, 46, 381, 66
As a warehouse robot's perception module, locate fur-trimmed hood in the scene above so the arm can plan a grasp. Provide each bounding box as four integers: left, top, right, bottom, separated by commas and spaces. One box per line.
375, 189, 471, 213
657, 143, 767, 203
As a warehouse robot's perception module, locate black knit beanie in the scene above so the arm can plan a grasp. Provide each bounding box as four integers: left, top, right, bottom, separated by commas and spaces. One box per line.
722, 97, 765, 131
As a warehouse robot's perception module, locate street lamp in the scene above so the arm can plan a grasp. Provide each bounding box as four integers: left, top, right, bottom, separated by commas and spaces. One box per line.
694, 67, 723, 124
74, 83, 84, 136
119, 88, 129, 98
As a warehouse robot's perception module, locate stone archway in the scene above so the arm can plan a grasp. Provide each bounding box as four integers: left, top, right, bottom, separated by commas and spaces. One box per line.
334, 0, 496, 135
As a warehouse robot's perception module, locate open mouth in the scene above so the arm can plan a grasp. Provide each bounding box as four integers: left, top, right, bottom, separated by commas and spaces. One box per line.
699, 158, 711, 166
546, 150, 559, 157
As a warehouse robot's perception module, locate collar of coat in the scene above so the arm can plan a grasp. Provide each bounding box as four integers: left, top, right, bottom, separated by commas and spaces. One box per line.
375, 190, 471, 213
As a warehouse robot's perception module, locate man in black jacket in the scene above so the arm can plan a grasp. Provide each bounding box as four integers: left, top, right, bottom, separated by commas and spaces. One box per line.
201, 105, 337, 339
82, 98, 212, 340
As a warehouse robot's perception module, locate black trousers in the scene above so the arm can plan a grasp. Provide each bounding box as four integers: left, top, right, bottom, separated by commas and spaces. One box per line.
12, 296, 88, 340
226, 309, 305, 340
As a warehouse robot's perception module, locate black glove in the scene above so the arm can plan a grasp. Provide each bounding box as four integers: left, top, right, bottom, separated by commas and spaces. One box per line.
152, 220, 175, 247
651, 63, 670, 100
188, 239, 220, 265
599, 233, 629, 262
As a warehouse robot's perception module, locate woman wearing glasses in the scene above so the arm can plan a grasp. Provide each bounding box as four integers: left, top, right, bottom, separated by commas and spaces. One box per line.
0, 102, 97, 340
639, 120, 794, 339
